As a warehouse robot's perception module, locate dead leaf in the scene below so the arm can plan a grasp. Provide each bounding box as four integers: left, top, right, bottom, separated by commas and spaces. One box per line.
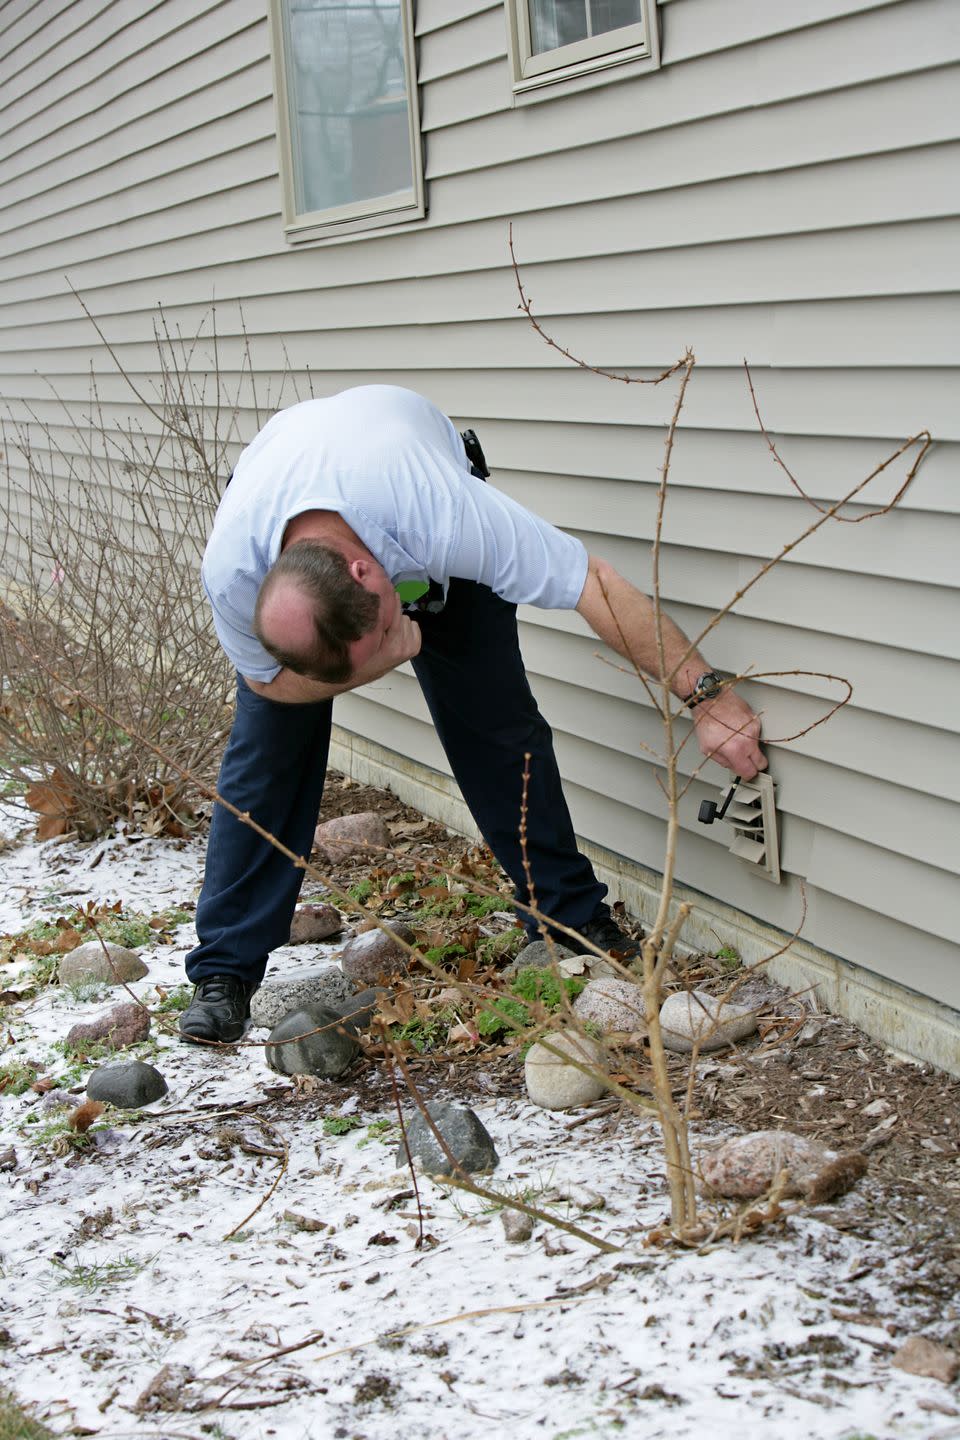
25, 769, 78, 839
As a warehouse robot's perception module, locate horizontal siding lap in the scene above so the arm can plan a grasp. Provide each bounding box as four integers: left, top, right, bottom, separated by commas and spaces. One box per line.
525, 604, 959, 732
2, 368, 951, 442
426, 26, 959, 166
659, 0, 905, 63
3, 147, 955, 308
415, 0, 502, 38
523, 662, 960, 806
0, 62, 273, 223
416, 7, 506, 84
2, 296, 955, 371
5, 223, 959, 332
427, 70, 960, 207
0, 0, 110, 68
0, 0, 266, 162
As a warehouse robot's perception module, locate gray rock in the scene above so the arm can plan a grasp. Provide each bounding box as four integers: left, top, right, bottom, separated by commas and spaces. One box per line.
332, 988, 388, 1035
289, 903, 343, 944
505, 940, 575, 975
397, 1100, 499, 1176
501, 1208, 535, 1243
573, 977, 646, 1033
659, 989, 759, 1053
313, 811, 391, 864
59, 941, 147, 987
249, 966, 353, 1029
87, 1060, 167, 1109
340, 923, 415, 989
524, 1030, 608, 1111
699, 1129, 868, 1201
265, 1006, 360, 1079
65, 1001, 150, 1053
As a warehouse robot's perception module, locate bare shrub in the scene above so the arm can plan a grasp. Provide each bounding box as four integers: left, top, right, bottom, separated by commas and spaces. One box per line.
0, 302, 305, 837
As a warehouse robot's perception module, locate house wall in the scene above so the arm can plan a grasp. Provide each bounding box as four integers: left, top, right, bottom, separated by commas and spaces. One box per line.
0, 0, 957, 1030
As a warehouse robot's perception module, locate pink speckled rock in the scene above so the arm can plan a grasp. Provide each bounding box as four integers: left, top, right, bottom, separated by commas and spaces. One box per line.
313, 812, 391, 864
700, 1129, 867, 1201
288, 903, 343, 944
892, 1336, 960, 1384
339, 922, 415, 988
65, 1001, 150, 1053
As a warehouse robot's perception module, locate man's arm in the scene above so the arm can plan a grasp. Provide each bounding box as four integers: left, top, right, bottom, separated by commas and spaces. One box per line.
576, 555, 767, 780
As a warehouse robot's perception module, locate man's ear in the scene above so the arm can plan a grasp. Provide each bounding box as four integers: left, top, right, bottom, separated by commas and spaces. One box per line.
348, 557, 369, 585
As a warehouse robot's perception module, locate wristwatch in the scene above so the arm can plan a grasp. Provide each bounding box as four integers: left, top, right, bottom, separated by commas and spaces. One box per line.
683, 670, 724, 709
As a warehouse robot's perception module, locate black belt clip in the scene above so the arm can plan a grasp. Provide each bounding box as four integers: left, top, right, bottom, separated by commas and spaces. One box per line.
461, 428, 490, 478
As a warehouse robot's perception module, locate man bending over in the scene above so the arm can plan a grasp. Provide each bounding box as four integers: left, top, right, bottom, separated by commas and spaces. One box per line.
180, 385, 764, 1043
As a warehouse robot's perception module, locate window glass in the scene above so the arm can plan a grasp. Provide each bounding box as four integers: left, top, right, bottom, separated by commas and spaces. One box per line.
280, 0, 414, 216
529, 0, 644, 56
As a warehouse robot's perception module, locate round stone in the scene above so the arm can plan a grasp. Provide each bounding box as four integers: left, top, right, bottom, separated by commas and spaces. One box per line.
264, 1006, 360, 1079
699, 1130, 854, 1199
65, 1001, 150, 1053
313, 811, 391, 864
59, 942, 148, 987
659, 989, 758, 1053
524, 1030, 608, 1111
397, 1100, 499, 1176
249, 966, 353, 1029
87, 1060, 167, 1109
504, 941, 575, 976
288, 904, 344, 944
332, 988, 388, 1035
573, 977, 646, 1033
339, 923, 414, 988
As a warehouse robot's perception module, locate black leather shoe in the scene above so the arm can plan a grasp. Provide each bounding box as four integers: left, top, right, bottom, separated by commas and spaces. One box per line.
179, 975, 256, 1044
570, 914, 644, 965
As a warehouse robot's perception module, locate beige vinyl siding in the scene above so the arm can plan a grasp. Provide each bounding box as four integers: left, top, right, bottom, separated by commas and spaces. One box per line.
1, 0, 957, 1010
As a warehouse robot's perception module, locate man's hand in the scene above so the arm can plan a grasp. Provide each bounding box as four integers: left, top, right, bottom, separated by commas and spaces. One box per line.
353, 590, 422, 682
691, 690, 767, 780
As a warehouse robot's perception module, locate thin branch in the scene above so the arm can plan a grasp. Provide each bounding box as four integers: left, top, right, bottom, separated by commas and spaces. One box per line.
509, 225, 688, 387
744, 359, 933, 521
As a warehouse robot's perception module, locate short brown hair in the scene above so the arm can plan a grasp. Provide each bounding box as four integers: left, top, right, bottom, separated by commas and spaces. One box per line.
253, 540, 381, 683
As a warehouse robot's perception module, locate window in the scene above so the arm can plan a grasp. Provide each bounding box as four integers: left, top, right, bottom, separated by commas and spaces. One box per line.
506, 0, 658, 97
269, 0, 425, 242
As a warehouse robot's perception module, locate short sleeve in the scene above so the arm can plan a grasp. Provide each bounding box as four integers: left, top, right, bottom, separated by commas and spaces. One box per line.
449, 472, 589, 609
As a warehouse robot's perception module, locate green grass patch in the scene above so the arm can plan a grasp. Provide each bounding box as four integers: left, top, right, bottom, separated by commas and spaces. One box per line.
153, 983, 193, 1013
322, 1113, 364, 1137
0, 1389, 57, 1440
49, 1252, 146, 1292
0, 1060, 38, 1096
476, 966, 587, 1040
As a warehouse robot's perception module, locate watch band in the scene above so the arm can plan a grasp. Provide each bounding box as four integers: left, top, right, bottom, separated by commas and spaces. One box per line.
683, 670, 724, 709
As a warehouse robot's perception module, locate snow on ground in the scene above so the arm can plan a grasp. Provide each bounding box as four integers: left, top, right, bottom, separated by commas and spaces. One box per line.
0, 805, 956, 1440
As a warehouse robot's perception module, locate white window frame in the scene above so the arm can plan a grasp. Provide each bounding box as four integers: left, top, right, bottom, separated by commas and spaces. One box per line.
505, 0, 659, 101
268, 0, 425, 244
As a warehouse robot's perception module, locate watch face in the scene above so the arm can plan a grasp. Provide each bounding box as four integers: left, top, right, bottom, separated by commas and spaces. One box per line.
696, 671, 723, 699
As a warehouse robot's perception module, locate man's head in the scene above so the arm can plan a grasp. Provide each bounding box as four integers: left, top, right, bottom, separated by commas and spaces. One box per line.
253, 540, 386, 683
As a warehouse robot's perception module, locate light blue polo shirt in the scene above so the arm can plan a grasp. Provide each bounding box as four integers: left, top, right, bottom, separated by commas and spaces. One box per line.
201, 385, 589, 682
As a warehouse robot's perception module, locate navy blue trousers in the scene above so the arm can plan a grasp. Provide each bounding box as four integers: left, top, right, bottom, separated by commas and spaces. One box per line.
186, 578, 608, 984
